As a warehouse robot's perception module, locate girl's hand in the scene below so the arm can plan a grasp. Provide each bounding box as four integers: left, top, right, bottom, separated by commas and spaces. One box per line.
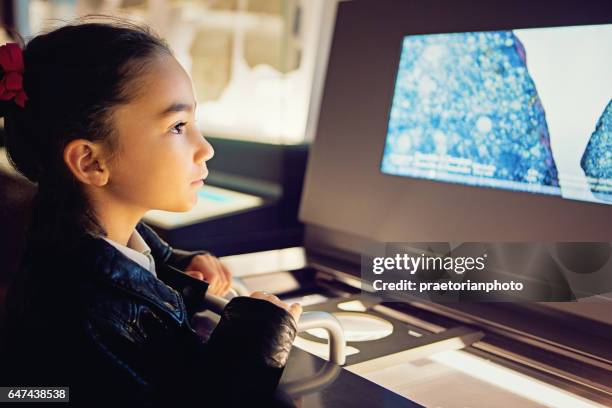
184, 253, 232, 296
249, 291, 303, 323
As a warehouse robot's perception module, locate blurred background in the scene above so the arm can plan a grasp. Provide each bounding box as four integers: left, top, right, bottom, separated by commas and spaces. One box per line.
2, 0, 327, 144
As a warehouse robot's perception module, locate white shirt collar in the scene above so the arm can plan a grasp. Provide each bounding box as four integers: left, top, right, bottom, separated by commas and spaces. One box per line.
102, 229, 157, 277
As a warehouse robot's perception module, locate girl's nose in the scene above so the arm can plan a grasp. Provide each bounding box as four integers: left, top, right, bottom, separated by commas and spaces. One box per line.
195, 133, 214, 163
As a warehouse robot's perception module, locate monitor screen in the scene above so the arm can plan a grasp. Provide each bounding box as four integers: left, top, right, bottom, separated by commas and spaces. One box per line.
300, 0, 612, 245
381, 24, 612, 205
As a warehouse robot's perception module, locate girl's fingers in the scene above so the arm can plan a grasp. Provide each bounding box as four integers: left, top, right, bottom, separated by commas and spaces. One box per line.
186, 254, 236, 295
210, 259, 226, 295
249, 291, 302, 322
250, 291, 281, 305
186, 270, 220, 296
185, 271, 204, 280
211, 275, 221, 294
213, 258, 229, 295
205, 265, 220, 294
289, 303, 303, 322
204, 255, 223, 294
185, 254, 232, 296
186, 255, 228, 295
220, 262, 232, 294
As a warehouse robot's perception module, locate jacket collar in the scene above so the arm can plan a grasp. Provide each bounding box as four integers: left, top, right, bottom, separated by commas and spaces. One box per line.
81, 233, 186, 324
100, 228, 156, 277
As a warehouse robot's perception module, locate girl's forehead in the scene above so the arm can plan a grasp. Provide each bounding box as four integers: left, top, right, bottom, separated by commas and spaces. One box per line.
131, 55, 196, 114
112, 58, 196, 126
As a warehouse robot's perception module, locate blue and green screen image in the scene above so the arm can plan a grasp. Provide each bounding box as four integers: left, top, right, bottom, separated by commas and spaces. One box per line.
381, 25, 611, 205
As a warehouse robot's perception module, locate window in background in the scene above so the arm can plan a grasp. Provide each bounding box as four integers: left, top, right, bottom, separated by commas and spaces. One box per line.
20, 0, 330, 144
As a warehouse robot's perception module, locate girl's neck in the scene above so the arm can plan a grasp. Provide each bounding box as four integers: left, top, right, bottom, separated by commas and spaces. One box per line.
100, 216, 144, 246
89, 192, 148, 246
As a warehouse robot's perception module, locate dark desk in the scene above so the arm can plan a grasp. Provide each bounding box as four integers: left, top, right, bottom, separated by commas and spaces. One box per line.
277, 347, 422, 408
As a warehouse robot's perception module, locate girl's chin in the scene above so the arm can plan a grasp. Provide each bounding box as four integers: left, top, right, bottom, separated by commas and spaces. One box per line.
158, 200, 197, 213
183, 198, 198, 212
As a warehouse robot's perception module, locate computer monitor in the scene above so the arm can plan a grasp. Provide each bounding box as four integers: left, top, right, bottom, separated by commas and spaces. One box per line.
299, 0, 612, 259
381, 25, 611, 206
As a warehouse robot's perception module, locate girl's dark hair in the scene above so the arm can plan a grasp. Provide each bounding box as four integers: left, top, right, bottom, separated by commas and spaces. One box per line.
1, 15, 172, 254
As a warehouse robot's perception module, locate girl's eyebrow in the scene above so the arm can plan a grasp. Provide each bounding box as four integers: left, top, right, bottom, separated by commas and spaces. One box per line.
158, 100, 197, 117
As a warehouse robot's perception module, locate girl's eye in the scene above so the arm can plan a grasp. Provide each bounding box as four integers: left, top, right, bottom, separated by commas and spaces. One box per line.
170, 122, 187, 135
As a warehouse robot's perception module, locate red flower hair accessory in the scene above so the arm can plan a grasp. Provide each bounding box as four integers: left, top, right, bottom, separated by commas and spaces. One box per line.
0, 42, 28, 108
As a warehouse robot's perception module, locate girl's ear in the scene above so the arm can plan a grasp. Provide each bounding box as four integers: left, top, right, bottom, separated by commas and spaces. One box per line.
63, 139, 110, 187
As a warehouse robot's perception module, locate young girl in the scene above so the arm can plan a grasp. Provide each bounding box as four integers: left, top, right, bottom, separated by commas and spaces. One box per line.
1, 16, 301, 407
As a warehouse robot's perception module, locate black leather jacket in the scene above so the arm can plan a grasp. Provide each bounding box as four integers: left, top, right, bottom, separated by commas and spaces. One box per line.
2, 222, 298, 407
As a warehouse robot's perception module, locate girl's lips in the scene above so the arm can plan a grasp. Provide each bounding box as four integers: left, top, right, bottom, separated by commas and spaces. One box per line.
192, 171, 208, 185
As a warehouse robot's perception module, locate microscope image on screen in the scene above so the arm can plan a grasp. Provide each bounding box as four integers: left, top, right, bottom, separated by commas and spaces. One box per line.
381, 24, 612, 205
581, 100, 612, 202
